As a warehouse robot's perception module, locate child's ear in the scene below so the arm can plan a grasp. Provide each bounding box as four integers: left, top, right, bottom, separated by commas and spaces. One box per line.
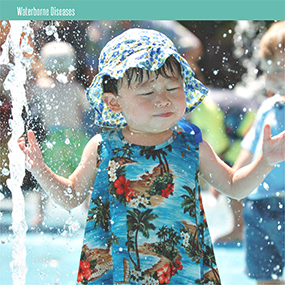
102, 93, 122, 113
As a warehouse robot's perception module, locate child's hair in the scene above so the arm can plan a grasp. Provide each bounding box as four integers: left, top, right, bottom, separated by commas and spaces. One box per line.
103, 55, 182, 95
260, 21, 285, 60
40, 41, 76, 74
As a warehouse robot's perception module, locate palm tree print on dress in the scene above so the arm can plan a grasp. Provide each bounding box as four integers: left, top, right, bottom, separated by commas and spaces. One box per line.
139, 145, 174, 199
77, 131, 221, 284
127, 208, 157, 271
87, 197, 110, 232
139, 145, 172, 175
108, 142, 175, 207
180, 173, 220, 284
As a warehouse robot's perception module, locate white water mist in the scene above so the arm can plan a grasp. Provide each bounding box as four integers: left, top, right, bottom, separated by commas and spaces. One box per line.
1, 20, 33, 285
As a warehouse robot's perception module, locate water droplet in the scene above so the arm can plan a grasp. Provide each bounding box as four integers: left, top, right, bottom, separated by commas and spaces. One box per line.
46, 141, 53, 149
65, 138, 70, 145
2, 168, 9, 176
56, 73, 68, 84
49, 259, 59, 268
263, 182, 269, 190
1, 21, 7, 27
66, 187, 72, 194
1, 238, 8, 244
45, 25, 57, 36
271, 274, 278, 280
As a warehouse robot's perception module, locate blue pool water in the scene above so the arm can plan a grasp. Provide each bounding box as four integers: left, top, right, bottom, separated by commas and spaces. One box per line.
0, 191, 283, 284
0, 230, 255, 285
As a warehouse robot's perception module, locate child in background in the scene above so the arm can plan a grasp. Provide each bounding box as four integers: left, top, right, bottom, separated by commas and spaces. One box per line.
19, 29, 285, 284
30, 41, 91, 177
233, 21, 285, 284
24, 41, 92, 225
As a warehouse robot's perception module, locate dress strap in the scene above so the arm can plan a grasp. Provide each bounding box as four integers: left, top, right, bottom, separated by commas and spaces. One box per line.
177, 117, 203, 143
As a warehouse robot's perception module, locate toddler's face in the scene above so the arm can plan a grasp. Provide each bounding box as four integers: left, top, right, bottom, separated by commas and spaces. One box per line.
117, 69, 186, 134
261, 52, 285, 95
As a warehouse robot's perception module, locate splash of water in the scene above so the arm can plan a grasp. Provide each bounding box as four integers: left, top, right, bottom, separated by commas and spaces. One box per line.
233, 20, 267, 100
0, 20, 33, 285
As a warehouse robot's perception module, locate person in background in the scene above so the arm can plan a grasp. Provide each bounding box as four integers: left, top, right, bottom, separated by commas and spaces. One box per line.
26, 41, 92, 225
233, 21, 285, 284
31, 21, 88, 86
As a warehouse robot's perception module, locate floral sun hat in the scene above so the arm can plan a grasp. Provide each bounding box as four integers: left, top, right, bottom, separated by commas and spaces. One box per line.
86, 28, 208, 128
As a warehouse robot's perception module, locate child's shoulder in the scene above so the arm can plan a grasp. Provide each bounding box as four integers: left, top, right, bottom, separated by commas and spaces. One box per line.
86, 133, 103, 148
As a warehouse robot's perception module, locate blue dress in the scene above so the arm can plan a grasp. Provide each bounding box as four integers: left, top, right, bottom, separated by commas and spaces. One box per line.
77, 130, 220, 285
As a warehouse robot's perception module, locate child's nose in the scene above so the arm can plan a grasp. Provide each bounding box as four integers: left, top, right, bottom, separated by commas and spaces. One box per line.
154, 93, 171, 108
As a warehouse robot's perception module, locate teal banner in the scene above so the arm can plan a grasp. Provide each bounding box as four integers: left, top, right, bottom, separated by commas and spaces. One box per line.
0, 0, 284, 20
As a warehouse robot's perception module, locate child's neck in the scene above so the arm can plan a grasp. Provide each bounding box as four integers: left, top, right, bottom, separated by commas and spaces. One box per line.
121, 126, 174, 146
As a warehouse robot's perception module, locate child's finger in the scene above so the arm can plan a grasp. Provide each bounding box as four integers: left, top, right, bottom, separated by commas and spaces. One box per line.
27, 130, 38, 148
263, 124, 271, 141
18, 137, 26, 151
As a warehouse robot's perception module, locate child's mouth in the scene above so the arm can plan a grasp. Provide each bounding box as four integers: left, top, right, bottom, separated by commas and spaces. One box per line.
154, 112, 173, 118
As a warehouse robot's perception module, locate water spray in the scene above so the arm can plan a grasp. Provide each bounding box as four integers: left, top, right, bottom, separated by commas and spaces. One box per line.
0, 20, 33, 285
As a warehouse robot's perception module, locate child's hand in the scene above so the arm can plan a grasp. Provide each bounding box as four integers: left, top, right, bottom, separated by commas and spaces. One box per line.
262, 124, 285, 166
18, 130, 45, 175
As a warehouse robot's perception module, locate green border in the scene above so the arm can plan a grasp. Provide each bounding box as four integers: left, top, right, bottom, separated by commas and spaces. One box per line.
0, 0, 284, 20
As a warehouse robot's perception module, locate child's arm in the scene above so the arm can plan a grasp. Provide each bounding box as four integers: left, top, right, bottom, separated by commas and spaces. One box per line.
232, 148, 254, 171
18, 130, 100, 210
199, 124, 285, 200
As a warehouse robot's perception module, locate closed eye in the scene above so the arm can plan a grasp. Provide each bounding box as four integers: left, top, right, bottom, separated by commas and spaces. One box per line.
140, 92, 154, 96
167, 87, 179, 91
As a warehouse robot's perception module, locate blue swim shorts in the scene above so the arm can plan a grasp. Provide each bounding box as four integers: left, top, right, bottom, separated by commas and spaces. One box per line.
243, 197, 285, 281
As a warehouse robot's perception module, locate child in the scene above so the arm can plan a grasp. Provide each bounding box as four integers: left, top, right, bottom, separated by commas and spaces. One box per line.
18, 28, 285, 285
233, 21, 285, 284
33, 41, 91, 177
25, 41, 91, 225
